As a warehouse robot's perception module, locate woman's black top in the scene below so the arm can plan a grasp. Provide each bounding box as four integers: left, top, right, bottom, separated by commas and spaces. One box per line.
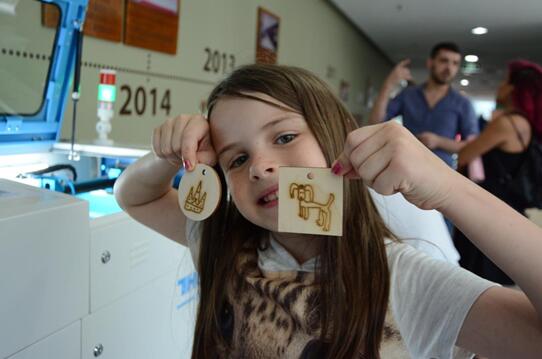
454, 116, 530, 285
481, 147, 528, 213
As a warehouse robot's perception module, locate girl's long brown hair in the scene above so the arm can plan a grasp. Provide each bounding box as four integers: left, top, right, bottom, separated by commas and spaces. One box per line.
191, 64, 394, 358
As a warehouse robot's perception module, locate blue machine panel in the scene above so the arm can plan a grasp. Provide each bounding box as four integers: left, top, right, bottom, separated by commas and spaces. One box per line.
0, 0, 88, 154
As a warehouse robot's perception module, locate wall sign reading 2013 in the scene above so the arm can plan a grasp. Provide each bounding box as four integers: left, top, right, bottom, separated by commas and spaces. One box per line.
203, 47, 235, 74
119, 85, 171, 116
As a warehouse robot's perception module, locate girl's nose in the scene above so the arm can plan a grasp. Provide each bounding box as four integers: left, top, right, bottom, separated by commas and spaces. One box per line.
249, 158, 276, 181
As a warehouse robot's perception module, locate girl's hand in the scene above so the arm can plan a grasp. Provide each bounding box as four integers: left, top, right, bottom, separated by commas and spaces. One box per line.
332, 122, 459, 211
152, 114, 216, 171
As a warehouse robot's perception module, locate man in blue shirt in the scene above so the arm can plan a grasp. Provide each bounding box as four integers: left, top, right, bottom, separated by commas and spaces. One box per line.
369, 42, 478, 168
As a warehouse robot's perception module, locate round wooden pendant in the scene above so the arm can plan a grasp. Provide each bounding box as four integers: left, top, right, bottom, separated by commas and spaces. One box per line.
178, 164, 221, 221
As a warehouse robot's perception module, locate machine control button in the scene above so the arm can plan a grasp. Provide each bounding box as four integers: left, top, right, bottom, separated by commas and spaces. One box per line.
93, 344, 104, 357
101, 250, 111, 264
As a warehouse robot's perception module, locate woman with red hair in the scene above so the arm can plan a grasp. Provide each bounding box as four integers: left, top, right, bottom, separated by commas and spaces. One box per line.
456, 59, 542, 285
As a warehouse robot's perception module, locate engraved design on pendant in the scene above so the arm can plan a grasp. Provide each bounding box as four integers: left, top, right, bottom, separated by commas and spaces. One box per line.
184, 180, 207, 214
178, 163, 221, 221
289, 183, 335, 232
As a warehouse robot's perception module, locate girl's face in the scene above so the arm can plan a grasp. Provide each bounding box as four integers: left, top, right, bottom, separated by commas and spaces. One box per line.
496, 75, 514, 107
210, 93, 327, 231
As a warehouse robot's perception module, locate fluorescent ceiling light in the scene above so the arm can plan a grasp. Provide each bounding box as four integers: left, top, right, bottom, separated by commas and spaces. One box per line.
465, 55, 479, 63
460, 79, 469, 86
471, 27, 488, 35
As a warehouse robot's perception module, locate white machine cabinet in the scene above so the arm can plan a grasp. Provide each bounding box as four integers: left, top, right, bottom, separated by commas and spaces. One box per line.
6, 322, 81, 359
84, 212, 197, 359
0, 179, 89, 359
0, 179, 197, 359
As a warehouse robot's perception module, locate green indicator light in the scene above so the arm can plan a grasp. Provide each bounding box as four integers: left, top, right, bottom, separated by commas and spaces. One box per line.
98, 84, 117, 102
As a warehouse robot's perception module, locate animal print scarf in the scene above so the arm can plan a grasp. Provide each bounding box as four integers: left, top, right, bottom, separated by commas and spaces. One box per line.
215, 246, 408, 358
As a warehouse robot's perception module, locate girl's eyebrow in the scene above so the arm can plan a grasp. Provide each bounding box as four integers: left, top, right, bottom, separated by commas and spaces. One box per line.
216, 115, 303, 158
261, 114, 303, 130
216, 143, 238, 159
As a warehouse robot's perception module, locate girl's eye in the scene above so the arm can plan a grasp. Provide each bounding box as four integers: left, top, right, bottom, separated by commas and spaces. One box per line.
276, 134, 296, 145
229, 154, 248, 169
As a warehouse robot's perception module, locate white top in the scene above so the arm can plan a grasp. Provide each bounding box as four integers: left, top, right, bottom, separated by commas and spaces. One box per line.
185, 220, 497, 359
369, 189, 460, 264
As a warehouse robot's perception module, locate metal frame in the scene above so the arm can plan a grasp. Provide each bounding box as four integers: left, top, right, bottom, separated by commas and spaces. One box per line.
0, 0, 88, 154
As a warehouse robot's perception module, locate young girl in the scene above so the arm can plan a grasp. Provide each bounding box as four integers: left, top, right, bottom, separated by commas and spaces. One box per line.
114, 64, 542, 358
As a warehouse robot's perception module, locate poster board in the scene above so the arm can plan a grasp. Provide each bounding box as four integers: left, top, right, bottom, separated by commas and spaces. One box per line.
256, 7, 280, 64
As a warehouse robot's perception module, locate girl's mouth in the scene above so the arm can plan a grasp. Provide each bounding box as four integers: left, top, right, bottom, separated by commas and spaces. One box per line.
258, 190, 278, 207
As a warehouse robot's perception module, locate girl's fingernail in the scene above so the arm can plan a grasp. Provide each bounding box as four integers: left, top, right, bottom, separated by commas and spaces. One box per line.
183, 160, 191, 170
332, 162, 342, 175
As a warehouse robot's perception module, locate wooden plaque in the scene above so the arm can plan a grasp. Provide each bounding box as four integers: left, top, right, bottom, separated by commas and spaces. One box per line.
42, 0, 122, 42
278, 167, 343, 236
124, 0, 180, 55
178, 164, 221, 221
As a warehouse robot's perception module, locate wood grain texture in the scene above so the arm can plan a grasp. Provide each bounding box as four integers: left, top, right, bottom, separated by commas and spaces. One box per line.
279, 167, 343, 236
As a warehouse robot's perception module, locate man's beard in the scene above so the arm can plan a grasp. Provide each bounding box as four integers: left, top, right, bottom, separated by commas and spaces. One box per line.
430, 70, 452, 85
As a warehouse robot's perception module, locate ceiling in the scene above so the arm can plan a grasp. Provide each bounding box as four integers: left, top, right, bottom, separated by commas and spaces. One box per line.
330, 0, 542, 100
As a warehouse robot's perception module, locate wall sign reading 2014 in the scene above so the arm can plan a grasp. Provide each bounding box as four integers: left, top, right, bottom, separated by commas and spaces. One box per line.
203, 47, 236, 74
119, 85, 172, 116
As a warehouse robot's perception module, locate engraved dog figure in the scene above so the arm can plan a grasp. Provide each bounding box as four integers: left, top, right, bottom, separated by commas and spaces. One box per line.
289, 183, 334, 231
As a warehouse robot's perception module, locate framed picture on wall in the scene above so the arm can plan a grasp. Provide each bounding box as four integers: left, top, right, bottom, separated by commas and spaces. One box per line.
339, 80, 350, 102
256, 7, 280, 64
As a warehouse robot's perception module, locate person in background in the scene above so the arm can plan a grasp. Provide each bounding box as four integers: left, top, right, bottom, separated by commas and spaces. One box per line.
369, 42, 479, 168
455, 59, 542, 285
369, 42, 483, 234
